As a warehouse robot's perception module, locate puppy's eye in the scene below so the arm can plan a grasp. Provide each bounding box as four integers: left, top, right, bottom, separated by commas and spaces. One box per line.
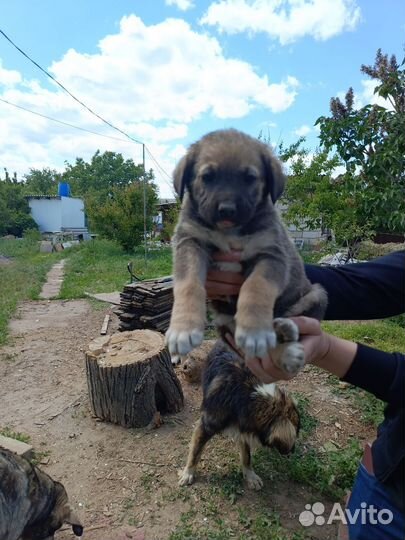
201, 170, 215, 183
244, 171, 258, 183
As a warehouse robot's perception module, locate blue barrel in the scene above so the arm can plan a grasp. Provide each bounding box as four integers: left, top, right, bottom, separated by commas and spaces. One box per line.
58, 182, 71, 197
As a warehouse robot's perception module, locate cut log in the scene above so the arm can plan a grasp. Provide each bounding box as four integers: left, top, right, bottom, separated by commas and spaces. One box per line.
85, 330, 184, 428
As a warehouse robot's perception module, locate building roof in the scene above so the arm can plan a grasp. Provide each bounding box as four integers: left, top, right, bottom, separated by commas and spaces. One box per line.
26, 195, 61, 199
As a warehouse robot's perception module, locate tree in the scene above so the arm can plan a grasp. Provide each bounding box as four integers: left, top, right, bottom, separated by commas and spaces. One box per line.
86, 180, 159, 251
0, 170, 38, 236
63, 150, 146, 200
316, 49, 405, 240
22, 168, 60, 195
279, 141, 349, 241
62, 150, 158, 249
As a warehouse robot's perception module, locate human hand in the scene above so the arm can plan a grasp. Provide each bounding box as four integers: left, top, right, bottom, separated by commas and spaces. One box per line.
206, 250, 244, 299
245, 317, 331, 383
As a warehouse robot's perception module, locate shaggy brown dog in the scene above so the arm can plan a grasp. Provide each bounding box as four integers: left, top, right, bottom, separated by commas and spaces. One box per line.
166, 129, 327, 373
178, 341, 300, 489
0, 448, 83, 540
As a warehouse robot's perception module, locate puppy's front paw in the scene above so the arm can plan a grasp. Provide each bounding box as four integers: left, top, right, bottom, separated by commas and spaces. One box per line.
235, 326, 276, 359
244, 469, 264, 490
281, 342, 305, 374
273, 318, 299, 342
178, 468, 195, 486
166, 327, 204, 356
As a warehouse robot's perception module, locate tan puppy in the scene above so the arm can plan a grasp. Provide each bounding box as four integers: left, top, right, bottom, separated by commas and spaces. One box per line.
166, 129, 327, 374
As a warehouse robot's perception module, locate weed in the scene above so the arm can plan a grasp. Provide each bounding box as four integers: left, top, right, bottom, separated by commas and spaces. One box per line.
0, 426, 31, 444
209, 465, 245, 504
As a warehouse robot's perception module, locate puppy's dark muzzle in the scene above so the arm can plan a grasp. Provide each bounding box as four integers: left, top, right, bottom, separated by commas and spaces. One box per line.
217, 202, 237, 221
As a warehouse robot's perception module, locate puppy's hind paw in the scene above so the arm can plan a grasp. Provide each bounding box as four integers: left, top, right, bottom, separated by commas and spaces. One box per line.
166, 328, 203, 356
281, 342, 305, 374
178, 468, 195, 486
273, 318, 299, 343
244, 469, 264, 491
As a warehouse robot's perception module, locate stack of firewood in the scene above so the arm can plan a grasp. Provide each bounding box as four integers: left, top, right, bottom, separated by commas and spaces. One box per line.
117, 276, 173, 333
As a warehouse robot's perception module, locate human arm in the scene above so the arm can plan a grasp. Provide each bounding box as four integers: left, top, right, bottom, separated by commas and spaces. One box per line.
244, 316, 404, 407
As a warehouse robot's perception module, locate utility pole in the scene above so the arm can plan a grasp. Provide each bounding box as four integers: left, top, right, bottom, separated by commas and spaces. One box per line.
142, 143, 147, 263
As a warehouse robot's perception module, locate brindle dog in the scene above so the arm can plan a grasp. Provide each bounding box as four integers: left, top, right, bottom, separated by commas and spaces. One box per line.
0, 448, 83, 540
166, 129, 327, 373
178, 341, 300, 489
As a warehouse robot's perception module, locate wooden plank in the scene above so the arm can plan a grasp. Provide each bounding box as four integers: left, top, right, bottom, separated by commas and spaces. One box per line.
100, 314, 110, 335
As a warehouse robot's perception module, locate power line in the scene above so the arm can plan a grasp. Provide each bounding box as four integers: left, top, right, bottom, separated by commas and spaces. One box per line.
0, 97, 135, 145
0, 95, 174, 192
0, 28, 144, 145
0, 28, 175, 192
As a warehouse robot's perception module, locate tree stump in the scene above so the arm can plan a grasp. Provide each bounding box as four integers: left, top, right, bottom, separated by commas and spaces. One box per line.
85, 330, 184, 428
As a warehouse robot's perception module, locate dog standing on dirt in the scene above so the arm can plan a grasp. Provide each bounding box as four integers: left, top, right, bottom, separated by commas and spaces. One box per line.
166, 128, 327, 373
178, 341, 300, 489
0, 447, 83, 540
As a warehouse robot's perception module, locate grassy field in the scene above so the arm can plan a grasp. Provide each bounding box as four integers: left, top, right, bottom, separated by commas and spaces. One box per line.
0, 238, 172, 344
60, 238, 172, 299
0, 238, 64, 345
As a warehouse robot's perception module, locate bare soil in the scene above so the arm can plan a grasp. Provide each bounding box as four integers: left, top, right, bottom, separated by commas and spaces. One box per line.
0, 292, 375, 539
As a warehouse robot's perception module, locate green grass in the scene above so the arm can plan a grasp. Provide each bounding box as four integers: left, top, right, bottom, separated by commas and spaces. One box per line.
169, 509, 308, 540
322, 320, 405, 353
250, 392, 362, 500
0, 426, 31, 444
0, 237, 172, 344
321, 319, 405, 427
0, 238, 63, 345
60, 239, 172, 299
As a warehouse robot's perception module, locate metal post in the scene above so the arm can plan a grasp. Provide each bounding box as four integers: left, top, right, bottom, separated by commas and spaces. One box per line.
142, 143, 147, 262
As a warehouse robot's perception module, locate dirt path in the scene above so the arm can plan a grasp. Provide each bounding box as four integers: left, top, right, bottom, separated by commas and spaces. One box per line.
0, 269, 375, 539
39, 259, 66, 299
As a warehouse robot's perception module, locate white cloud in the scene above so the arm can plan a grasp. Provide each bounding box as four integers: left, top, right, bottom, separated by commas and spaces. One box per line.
0, 61, 22, 86
201, 0, 361, 44
165, 0, 194, 10
0, 15, 299, 197
294, 124, 311, 137
337, 80, 393, 111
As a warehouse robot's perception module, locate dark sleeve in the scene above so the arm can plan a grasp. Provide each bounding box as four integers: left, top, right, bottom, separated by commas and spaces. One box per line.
342, 344, 405, 406
304, 250, 405, 320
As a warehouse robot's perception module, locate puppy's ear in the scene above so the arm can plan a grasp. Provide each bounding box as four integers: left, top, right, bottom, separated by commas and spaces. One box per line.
52, 482, 84, 536
261, 147, 287, 203
173, 145, 198, 201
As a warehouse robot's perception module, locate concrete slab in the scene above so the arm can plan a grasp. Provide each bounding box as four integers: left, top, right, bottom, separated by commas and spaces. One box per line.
0, 434, 34, 459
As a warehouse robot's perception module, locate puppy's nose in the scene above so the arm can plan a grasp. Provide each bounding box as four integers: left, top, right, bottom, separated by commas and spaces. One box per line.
218, 202, 236, 220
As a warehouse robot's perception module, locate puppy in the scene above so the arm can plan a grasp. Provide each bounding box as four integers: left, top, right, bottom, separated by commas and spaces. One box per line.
0, 447, 83, 540
178, 341, 300, 489
166, 128, 327, 374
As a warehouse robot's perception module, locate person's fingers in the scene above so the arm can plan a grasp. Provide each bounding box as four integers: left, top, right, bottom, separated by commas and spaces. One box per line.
212, 250, 243, 262
245, 357, 276, 383
206, 282, 241, 298
260, 355, 295, 381
289, 316, 322, 336
206, 270, 245, 285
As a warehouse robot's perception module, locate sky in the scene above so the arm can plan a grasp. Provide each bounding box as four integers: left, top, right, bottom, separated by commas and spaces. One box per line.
0, 0, 404, 198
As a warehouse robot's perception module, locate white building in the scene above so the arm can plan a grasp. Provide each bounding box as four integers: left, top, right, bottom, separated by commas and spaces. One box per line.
27, 195, 87, 236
